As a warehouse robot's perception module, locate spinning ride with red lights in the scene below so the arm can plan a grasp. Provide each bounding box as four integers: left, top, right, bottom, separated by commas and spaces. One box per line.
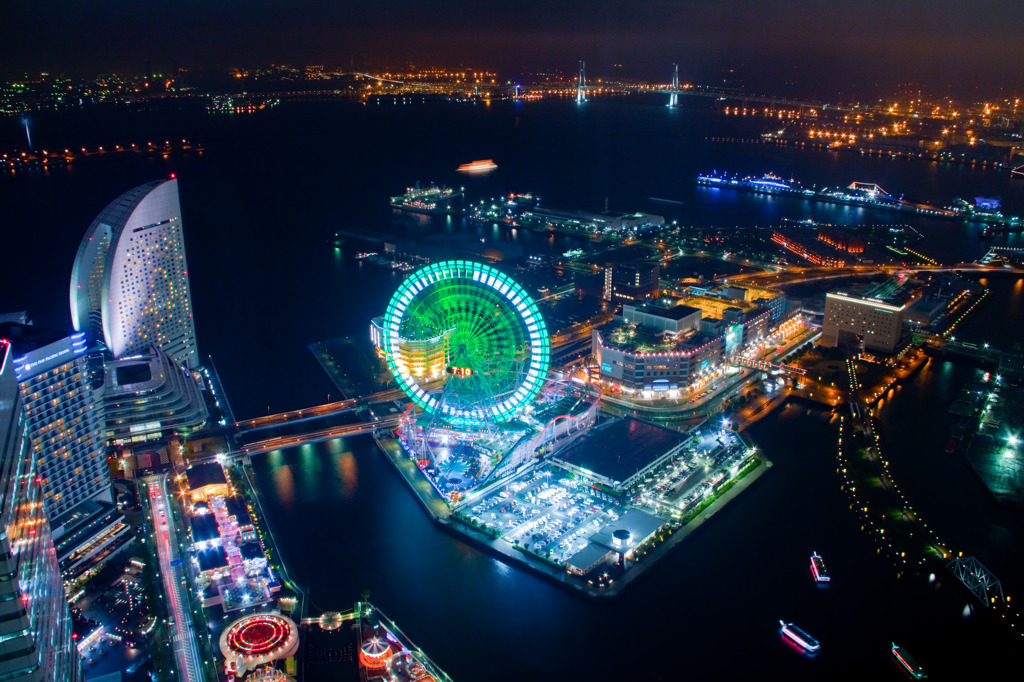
219, 613, 299, 674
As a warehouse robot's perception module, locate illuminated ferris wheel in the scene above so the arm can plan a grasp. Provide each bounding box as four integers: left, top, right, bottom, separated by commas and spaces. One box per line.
381, 260, 550, 428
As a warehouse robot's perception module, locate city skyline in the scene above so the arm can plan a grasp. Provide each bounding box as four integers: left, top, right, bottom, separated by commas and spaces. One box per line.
0, 12, 1022, 675
2, 0, 1023, 97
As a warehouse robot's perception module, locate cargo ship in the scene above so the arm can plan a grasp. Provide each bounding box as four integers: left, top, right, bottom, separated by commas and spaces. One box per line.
810, 551, 830, 583
456, 158, 498, 173
892, 643, 927, 678
780, 620, 820, 652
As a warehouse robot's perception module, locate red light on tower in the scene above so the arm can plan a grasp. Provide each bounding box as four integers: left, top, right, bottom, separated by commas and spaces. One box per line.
170, 173, 176, 179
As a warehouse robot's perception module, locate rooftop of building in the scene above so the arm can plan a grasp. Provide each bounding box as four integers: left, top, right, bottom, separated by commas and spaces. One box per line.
0, 321, 76, 355
53, 500, 120, 557
829, 277, 917, 309
678, 294, 754, 318
627, 302, 701, 321
239, 541, 264, 561
601, 322, 717, 354
196, 546, 229, 572
591, 509, 665, 551
738, 285, 784, 301
554, 417, 688, 484
225, 497, 252, 526
190, 514, 221, 543
186, 462, 228, 491
566, 543, 612, 572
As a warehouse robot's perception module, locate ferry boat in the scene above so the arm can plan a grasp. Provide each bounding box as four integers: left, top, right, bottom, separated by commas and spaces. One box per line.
892, 643, 927, 678
456, 158, 498, 173
780, 620, 820, 652
810, 551, 830, 583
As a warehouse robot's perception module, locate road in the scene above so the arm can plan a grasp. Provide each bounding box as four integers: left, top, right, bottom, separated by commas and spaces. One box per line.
723, 263, 1024, 288
235, 384, 433, 434
239, 415, 404, 456
147, 475, 204, 682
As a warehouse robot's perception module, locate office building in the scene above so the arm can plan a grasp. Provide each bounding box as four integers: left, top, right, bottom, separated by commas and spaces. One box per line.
603, 262, 661, 302
70, 178, 199, 369
0, 337, 83, 681
0, 322, 112, 531
822, 290, 910, 353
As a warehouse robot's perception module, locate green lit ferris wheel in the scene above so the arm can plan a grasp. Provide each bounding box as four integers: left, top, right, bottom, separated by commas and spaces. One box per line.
382, 260, 550, 428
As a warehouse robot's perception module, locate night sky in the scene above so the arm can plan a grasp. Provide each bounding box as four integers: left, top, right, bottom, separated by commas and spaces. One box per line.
2, 0, 1022, 97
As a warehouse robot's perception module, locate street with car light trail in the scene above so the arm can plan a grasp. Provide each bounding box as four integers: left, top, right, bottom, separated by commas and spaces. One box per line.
147, 475, 205, 682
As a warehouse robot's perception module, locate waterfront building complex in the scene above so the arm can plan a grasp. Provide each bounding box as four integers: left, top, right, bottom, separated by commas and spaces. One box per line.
70, 178, 199, 370
0, 338, 83, 681
593, 286, 783, 393
0, 322, 111, 530
822, 285, 912, 353
179, 463, 281, 615
101, 347, 209, 443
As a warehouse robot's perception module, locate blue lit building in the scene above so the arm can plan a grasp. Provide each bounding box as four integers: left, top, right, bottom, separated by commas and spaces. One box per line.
0, 321, 112, 531
0, 338, 83, 681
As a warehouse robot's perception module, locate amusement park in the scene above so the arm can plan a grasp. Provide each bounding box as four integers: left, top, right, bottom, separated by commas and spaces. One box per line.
370, 260, 768, 595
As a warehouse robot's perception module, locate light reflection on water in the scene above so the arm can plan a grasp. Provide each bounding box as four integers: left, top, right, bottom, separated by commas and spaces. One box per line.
335, 450, 359, 500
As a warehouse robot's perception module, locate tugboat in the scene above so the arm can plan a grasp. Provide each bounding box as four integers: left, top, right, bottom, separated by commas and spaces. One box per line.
892, 643, 927, 678
810, 551, 830, 583
780, 620, 820, 653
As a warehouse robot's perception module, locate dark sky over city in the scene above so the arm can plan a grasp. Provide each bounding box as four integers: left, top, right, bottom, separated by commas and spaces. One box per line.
3, 0, 1022, 97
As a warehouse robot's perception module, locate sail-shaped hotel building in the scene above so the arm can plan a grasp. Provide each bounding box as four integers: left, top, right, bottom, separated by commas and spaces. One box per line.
70, 178, 199, 370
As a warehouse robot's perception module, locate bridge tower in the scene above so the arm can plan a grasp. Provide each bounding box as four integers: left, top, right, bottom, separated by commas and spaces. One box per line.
668, 63, 679, 107
576, 61, 587, 104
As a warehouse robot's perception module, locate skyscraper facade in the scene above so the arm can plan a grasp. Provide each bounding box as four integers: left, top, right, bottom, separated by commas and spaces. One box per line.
0, 322, 111, 528
0, 338, 83, 681
70, 178, 199, 369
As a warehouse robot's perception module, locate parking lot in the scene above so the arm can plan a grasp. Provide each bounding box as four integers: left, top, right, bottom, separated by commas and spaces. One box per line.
456, 422, 756, 569
460, 469, 631, 563
631, 426, 753, 517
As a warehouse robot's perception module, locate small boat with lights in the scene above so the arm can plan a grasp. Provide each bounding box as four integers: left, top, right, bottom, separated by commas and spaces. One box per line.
780, 620, 820, 652
456, 158, 498, 173
810, 551, 830, 583
892, 643, 927, 678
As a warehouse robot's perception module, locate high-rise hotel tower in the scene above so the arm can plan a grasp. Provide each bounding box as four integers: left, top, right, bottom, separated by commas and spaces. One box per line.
70, 178, 198, 370
0, 338, 83, 681
0, 321, 111, 530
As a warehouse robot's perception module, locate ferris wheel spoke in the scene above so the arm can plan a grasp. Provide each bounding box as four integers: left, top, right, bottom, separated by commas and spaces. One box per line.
382, 261, 550, 426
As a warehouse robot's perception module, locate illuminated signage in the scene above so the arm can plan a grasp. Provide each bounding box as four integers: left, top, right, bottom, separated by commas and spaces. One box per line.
13, 338, 85, 381
447, 366, 473, 378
